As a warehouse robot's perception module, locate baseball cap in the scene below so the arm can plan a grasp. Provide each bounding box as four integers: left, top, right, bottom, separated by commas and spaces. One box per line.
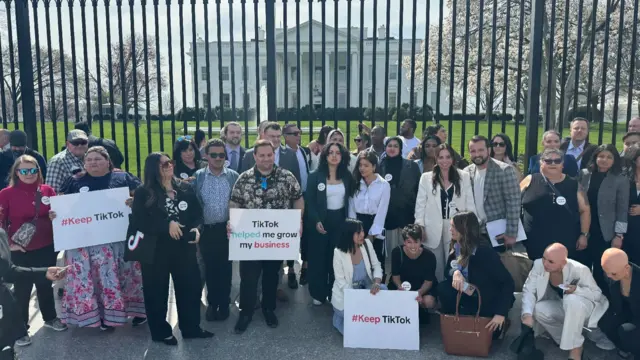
9, 130, 27, 147
67, 129, 89, 142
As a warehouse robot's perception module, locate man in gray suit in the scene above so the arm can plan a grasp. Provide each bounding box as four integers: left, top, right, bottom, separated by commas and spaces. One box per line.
240, 122, 302, 185
465, 135, 521, 249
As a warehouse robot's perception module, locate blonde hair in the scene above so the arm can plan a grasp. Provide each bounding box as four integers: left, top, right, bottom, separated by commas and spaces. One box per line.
9, 155, 43, 186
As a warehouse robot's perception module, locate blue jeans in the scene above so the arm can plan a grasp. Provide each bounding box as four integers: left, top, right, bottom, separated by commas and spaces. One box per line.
332, 284, 388, 335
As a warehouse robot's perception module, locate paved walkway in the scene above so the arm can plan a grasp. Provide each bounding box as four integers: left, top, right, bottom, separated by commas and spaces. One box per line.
17, 262, 616, 360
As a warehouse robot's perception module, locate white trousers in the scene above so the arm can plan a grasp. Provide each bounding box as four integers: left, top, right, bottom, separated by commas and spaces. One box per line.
426, 221, 452, 283
533, 294, 594, 350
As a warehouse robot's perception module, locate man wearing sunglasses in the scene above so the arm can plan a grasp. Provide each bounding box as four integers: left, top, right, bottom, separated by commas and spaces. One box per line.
282, 123, 311, 289
191, 138, 239, 322
0, 130, 47, 190
45, 130, 89, 192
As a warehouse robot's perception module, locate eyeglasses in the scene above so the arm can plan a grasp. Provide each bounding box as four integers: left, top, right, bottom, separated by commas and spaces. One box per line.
177, 135, 192, 142
285, 132, 301, 136
542, 158, 563, 165
354, 138, 362, 143
69, 139, 88, 146
491, 142, 506, 148
208, 152, 226, 159
160, 160, 174, 169
17, 168, 38, 175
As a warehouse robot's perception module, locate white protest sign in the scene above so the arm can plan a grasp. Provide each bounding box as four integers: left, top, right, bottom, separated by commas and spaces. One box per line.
228, 209, 301, 261
50, 187, 131, 251
343, 289, 420, 350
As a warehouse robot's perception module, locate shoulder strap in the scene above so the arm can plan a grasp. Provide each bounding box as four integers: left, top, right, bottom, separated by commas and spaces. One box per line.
32, 187, 42, 223
542, 175, 576, 217
362, 241, 374, 275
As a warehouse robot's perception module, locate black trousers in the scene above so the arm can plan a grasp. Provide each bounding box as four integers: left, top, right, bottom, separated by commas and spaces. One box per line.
199, 223, 231, 309
357, 213, 386, 277
581, 237, 610, 298
239, 260, 281, 316
141, 240, 202, 340
308, 209, 344, 302
11, 245, 58, 328
599, 307, 640, 356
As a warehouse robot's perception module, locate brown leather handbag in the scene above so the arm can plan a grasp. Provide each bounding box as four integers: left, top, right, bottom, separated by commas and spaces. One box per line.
440, 285, 494, 357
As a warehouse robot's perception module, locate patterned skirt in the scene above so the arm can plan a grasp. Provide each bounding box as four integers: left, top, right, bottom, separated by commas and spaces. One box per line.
60, 241, 145, 327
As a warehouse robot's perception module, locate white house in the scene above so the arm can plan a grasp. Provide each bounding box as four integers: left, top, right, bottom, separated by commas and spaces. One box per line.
189, 21, 449, 113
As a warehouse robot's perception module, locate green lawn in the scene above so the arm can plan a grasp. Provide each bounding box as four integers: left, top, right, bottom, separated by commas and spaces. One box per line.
11, 119, 628, 176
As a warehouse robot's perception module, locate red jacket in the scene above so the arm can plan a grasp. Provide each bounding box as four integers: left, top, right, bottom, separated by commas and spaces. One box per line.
0, 181, 56, 251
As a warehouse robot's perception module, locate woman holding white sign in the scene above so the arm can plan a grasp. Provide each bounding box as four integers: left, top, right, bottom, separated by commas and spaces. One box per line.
0, 155, 67, 347
55, 146, 146, 331
305, 143, 356, 306
440, 212, 515, 337
331, 218, 386, 335
131, 152, 213, 345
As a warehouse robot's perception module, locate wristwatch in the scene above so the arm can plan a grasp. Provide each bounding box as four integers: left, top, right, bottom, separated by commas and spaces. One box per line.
580, 232, 590, 238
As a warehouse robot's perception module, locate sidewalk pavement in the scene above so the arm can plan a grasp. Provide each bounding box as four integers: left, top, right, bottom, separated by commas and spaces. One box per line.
17, 262, 615, 360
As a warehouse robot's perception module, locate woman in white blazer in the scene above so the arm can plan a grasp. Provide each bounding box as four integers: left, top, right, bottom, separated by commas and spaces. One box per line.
415, 144, 476, 282
331, 218, 386, 335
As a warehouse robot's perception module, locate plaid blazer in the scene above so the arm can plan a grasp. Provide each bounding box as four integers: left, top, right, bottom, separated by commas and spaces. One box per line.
465, 158, 521, 238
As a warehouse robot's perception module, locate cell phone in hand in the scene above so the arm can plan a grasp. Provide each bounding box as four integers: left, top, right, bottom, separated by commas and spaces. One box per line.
569, 279, 579, 286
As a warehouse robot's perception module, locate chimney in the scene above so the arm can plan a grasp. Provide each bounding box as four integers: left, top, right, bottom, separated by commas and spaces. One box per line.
378, 25, 386, 39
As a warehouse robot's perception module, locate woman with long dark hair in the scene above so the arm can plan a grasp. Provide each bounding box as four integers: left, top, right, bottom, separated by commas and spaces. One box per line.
491, 133, 521, 180
55, 146, 145, 331
578, 144, 629, 296
327, 129, 357, 172
440, 212, 514, 337
331, 218, 385, 335
305, 143, 356, 306
309, 125, 334, 171
378, 137, 421, 258
414, 144, 475, 281
172, 136, 206, 182
131, 152, 213, 345
348, 150, 391, 278
623, 145, 640, 263
415, 136, 441, 173
0, 155, 67, 347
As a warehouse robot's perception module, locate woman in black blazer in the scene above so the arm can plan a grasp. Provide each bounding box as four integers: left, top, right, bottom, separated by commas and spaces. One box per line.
305, 143, 356, 306
440, 212, 515, 336
623, 146, 640, 264
378, 137, 421, 255
131, 152, 213, 345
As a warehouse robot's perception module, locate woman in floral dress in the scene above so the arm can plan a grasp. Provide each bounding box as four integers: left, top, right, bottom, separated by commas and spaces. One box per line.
54, 146, 146, 330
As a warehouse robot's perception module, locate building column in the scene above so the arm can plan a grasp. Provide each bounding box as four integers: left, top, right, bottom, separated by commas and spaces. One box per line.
351, 52, 358, 108
325, 52, 331, 108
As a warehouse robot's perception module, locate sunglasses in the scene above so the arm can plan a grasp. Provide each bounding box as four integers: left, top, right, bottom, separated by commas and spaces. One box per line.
17, 168, 38, 175
354, 138, 362, 142
69, 139, 88, 146
542, 158, 563, 165
160, 160, 174, 169
491, 142, 506, 148
208, 152, 226, 159
285, 132, 301, 136
177, 135, 192, 142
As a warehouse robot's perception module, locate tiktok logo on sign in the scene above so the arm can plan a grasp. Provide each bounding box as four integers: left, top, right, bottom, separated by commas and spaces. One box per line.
128, 231, 145, 251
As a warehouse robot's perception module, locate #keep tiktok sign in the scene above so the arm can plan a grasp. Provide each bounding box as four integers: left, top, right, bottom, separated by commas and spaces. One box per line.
228, 209, 301, 261
343, 289, 420, 350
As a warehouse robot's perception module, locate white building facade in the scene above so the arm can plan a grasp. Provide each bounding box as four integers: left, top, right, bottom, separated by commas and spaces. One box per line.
189, 21, 449, 112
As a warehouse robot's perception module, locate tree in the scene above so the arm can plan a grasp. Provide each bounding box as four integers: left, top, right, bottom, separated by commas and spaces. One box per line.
405, 0, 638, 129
87, 33, 164, 119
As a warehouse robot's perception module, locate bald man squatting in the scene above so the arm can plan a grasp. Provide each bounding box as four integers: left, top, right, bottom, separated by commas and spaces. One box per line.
598, 248, 640, 359
521, 243, 612, 360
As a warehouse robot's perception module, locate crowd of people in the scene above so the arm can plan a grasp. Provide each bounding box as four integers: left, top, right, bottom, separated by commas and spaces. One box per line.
0, 116, 639, 360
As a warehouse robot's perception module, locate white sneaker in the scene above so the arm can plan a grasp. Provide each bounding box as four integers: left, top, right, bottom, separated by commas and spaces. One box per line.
312, 299, 323, 306
15, 335, 32, 347
586, 328, 616, 351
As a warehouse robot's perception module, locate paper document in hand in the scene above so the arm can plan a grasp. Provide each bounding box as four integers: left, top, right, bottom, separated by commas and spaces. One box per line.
485, 218, 527, 247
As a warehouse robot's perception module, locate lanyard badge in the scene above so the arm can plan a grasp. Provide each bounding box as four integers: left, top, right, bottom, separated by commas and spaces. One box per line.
261, 177, 268, 190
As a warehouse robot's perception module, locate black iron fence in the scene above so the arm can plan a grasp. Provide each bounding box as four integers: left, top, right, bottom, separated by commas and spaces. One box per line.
0, 0, 638, 175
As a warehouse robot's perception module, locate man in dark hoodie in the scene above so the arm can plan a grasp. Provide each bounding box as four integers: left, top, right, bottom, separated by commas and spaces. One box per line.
0, 130, 47, 190
72, 122, 125, 169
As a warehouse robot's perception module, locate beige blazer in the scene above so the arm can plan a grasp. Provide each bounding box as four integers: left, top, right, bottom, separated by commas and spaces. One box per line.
521, 259, 609, 328
331, 239, 383, 311
414, 169, 476, 249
